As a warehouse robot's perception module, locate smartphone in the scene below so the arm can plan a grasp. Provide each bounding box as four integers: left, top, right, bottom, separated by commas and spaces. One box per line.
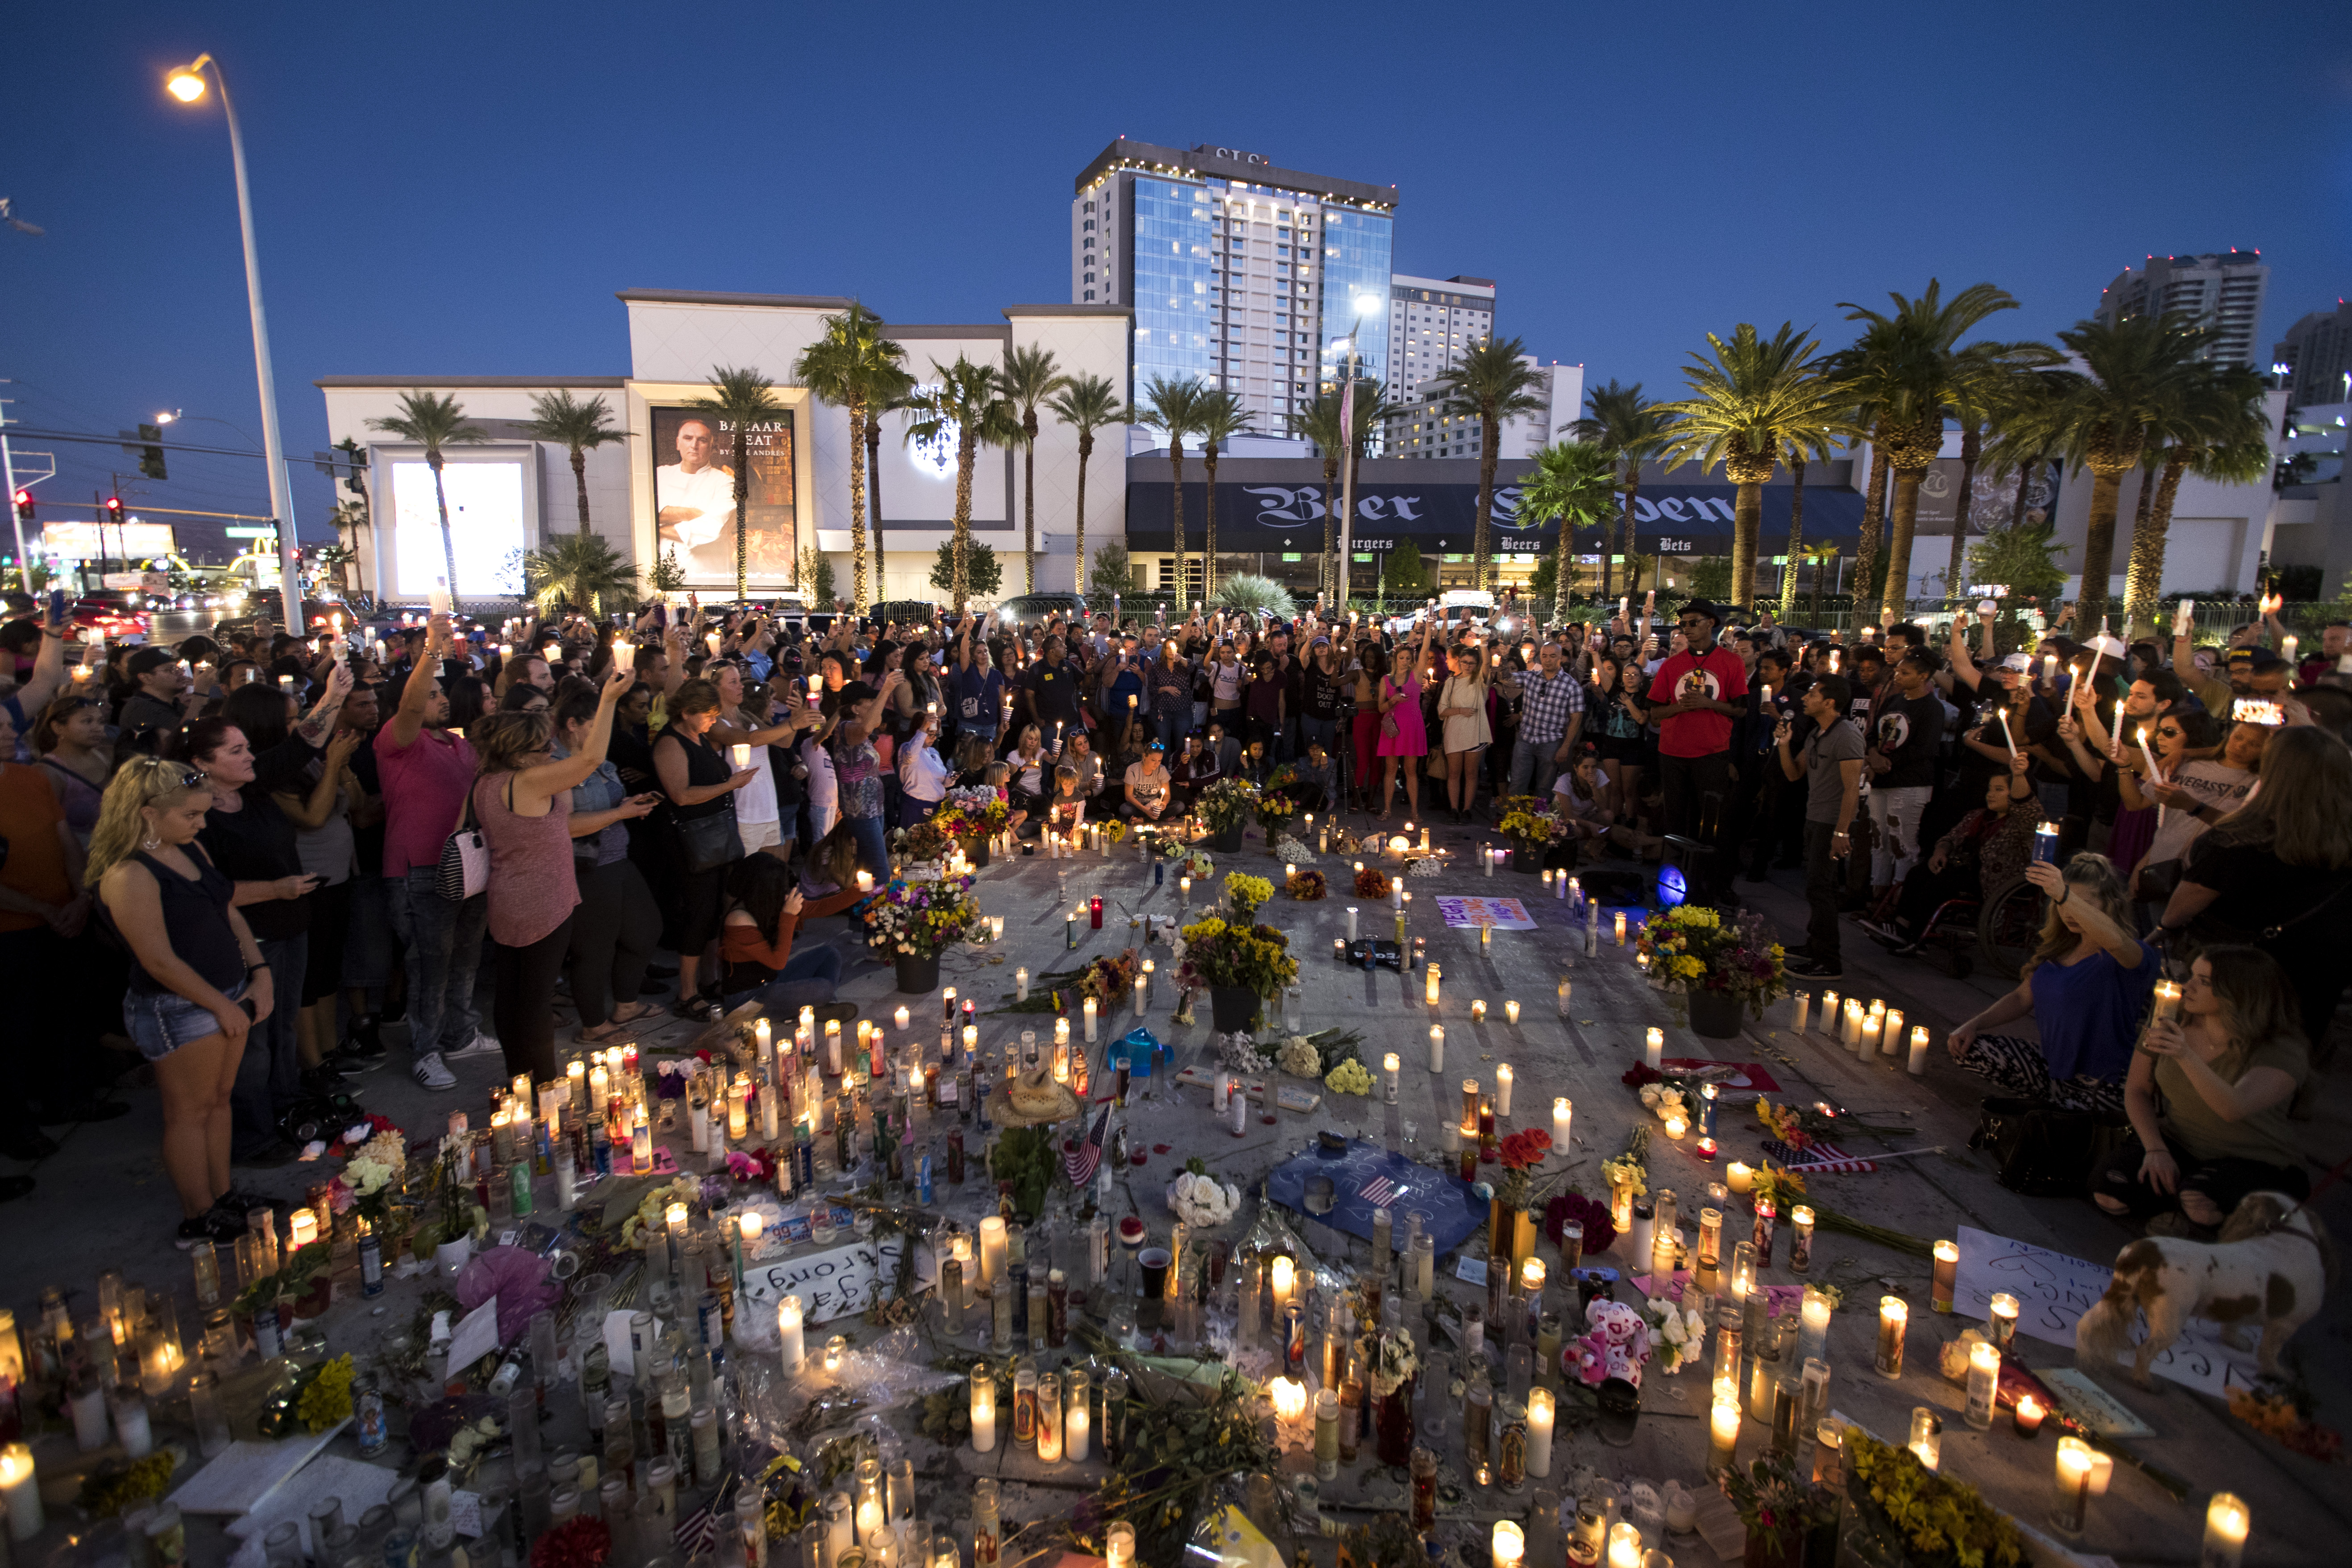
2231, 698, 2284, 727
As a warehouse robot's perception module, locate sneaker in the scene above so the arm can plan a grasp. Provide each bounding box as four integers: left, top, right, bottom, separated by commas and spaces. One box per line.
176, 1205, 244, 1249
233, 1141, 303, 1170
1785, 953, 1843, 979
326, 1045, 384, 1074
345, 1016, 386, 1059
412, 1052, 457, 1091
446, 1033, 502, 1060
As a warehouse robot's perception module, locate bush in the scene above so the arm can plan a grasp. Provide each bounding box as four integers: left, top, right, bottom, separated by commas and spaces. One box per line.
930, 542, 1001, 597
1382, 540, 1431, 597
798, 548, 837, 607
1213, 573, 1295, 620
1089, 540, 1138, 599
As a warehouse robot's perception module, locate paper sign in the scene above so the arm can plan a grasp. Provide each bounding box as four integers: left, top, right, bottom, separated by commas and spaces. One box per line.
449, 1491, 484, 1539
1456, 1255, 1489, 1285
444, 1296, 502, 1378
602, 1308, 638, 1379
740, 1232, 907, 1326
1435, 896, 1537, 931
2036, 1367, 2155, 1438
1954, 1225, 2257, 1397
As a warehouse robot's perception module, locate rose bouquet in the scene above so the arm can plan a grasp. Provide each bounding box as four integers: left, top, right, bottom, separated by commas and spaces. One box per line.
1546, 1189, 1618, 1256
1644, 1294, 1709, 1373
862, 871, 981, 959
892, 818, 953, 866
1495, 1128, 1553, 1207
1167, 1171, 1241, 1229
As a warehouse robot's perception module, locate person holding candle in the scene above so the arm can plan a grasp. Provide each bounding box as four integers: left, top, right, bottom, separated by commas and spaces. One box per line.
1780, 675, 1864, 979
1946, 854, 2154, 1112
1437, 642, 1495, 826
550, 687, 664, 1043
1120, 740, 1175, 823
897, 710, 953, 829
2094, 946, 2311, 1235
1374, 625, 1433, 823
651, 679, 762, 1021
704, 661, 805, 863
2121, 710, 2256, 902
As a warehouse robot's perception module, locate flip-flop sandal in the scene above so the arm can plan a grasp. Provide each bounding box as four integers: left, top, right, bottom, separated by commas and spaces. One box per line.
671, 997, 722, 1023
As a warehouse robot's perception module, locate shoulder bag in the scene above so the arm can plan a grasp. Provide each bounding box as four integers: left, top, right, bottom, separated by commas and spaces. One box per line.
674, 800, 741, 875
436, 784, 489, 901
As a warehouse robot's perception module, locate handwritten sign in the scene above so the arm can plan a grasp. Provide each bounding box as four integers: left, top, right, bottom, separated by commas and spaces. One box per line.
1954, 1226, 2256, 1398
741, 1233, 907, 1326
1435, 896, 1536, 931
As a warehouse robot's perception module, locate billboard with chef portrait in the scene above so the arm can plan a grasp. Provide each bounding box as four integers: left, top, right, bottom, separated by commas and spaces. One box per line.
651, 405, 798, 587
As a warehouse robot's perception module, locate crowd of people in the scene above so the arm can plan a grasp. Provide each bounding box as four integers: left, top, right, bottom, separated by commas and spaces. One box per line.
0, 584, 2344, 1246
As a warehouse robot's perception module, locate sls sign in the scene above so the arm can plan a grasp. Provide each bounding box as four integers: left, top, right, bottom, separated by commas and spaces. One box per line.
1193, 143, 1272, 167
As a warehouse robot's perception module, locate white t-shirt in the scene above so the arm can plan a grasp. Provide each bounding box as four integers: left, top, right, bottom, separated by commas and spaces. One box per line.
1551, 766, 1612, 825
655, 463, 737, 549
2144, 759, 2254, 866
800, 733, 837, 813
732, 728, 779, 826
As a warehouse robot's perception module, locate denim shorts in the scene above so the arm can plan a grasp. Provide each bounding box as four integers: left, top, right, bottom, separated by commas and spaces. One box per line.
125, 977, 247, 1062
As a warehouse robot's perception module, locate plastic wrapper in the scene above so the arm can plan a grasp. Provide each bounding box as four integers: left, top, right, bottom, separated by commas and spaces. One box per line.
456, 1245, 564, 1346
729, 1325, 959, 1458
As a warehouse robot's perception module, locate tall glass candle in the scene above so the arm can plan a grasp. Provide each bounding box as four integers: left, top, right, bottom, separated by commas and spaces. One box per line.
779, 1295, 806, 1371
2201, 1493, 2248, 1568
1643, 1027, 1663, 1070
1526, 1386, 1554, 1477
1428, 1025, 1445, 1072
1908, 1025, 1930, 1075
1875, 1296, 1907, 1378
1964, 1340, 2000, 1430
1706, 1395, 1741, 1477
1797, 1285, 1832, 1367
1932, 1240, 1958, 1313
2051, 1437, 2092, 1535
1988, 1292, 2019, 1354
1552, 1097, 1572, 1158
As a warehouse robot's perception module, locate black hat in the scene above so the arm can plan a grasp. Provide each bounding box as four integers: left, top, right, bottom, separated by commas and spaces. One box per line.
1678, 598, 1725, 625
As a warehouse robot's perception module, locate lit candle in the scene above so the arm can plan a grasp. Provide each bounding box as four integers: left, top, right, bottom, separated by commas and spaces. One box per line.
2053, 1438, 2093, 1535
1663, 1113, 1687, 1140
1910, 1406, 1943, 1473
1793, 991, 1811, 1033
1643, 1026, 1663, 1070
1966, 1340, 2001, 1430
1428, 1025, 1445, 1072
855, 870, 873, 895
1270, 1256, 1296, 1317
1383, 1053, 1401, 1102
1270, 1375, 1308, 1429
0, 1442, 39, 1541
1842, 998, 1865, 1046
1505, 999, 1519, 1026
1552, 1097, 1572, 1157
2202, 1492, 2248, 1568
1908, 1025, 1930, 1075
1556, 978, 1572, 1016
1933, 1240, 1959, 1313
970, 1364, 997, 1453
1695, 1136, 1717, 1161
1790, 1206, 1816, 1273
1105, 1523, 1135, 1568
779, 1295, 806, 1371
1987, 1291, 2019, 1354
1605, 1522, 1641, 1568
1819, 989, 1840, 1036
1492, 1520, 1525, 1568
1727, 1161, 1754, 1195
1065, 1387, 1090, 1461
288, 1209, 319, 1250
1706, 1396, 1741, 1477
1527, 1385, 1555, 1477
1083, 996, 1098, 1041
731, 743, 751, 770
979, 1216, 1008, 1286
1860, 1009, 1883, 1057
1494, 1062, 1511, 1114
1425, 962, 1441, 1008
2012, 1393, 2045, 1437
2152, 980, 2183, 1026
1614, 911, 1627, 946
1875, 1295, 1908, 1378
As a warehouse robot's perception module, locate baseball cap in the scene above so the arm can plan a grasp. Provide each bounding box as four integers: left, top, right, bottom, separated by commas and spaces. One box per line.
1999, 652, 2033, 672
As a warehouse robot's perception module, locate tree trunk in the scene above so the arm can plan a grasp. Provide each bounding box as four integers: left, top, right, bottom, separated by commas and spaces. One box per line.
1944, 424, 1980, 605
430, 455, 460, 604
846, 396, 870, 612
1474, 415, 1499, 592
867, 417, 885, 605
1022, 409, 1039, 596
1607, 463, 1640, 613
2125, 452, 2188, 635
1073, 432, 1093, 595
570, 447, 591, 538
2075, 464, 2129, 631
1168, 442, 1188, 610
1550, 503, 1575, 629
952, 419, 977, 613
1730, 480, 1762, 611
1883, 465, 1926, 627
1778, 458, 1806, 622
1852, 442, 1889, 625
1204, 446, 1220, 599
734, 427, 753, 602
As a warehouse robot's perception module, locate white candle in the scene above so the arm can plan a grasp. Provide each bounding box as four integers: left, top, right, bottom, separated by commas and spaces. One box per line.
1083, 997, 1098, 1041
1727, 1161, 1754, 1195
1880, 1007, 1904, 1057
1014, 968, 1029, 1003
1505, 999, 1519, 1026
1842, 998, 1864, 1046
1556, 979, 1572, 1016
1492, 1521, 1525, 1568
1526, 1386, 1555, 1477
732, 743, 751, 769
2202, 1493, 2248, 1568
979, 1216, 1008, 1286
1644, 1027, 1663, 1071
1344, 904, 1357, 939
1392, 878, 1403, 910
1495, 1064, 1514, 1117
971, 1371, 997, 1454
1861, 1010, 1882, 1057
1133, 975, 1148, 1017
779, 1295, 806, 1371
1793, 991, 1811, 1033
1908, 1025, 1930, 1075
1383, 1053, 1400, 1102
1064, 1398, 1090, 1463
0, 1442, 40, 1540
1428, 1025, 1445, 1072
1819, 990, 1840, 1037
1552, 1096, 1572, 1157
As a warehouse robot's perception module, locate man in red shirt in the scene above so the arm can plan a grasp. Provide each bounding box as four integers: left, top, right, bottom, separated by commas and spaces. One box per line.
1645, 599, 1749, 898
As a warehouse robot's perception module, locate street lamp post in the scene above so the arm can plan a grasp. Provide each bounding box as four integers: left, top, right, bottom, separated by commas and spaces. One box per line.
166, 55, 302, 635
1333, 293, 1382, 612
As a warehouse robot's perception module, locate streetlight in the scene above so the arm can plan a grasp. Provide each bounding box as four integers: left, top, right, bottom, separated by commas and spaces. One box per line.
1334, 292, 1383, 610
163, 54, 302, 634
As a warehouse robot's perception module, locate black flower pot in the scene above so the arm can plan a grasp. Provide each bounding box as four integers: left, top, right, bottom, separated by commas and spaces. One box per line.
895, 952, 942, 995
1688, 986, 1744, 1039
1508, 845, 1543, 873
967, 836, 990, 869
1209, 985, 1261, 1033
1207, 823, 1245, 854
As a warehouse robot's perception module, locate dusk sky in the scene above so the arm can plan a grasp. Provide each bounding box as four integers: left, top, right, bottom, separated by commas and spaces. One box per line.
5, 0, 2348, 548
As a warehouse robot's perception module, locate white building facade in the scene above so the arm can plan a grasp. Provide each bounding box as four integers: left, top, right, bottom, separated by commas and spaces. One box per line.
2095, 250, 2270, 368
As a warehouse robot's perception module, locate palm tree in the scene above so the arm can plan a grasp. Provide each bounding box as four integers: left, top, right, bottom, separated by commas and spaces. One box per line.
1044, 374, 1128, 597
2124, 359, 2269, 629
1514, 441, 1618, 628
522, 530, 639, 617
796, 306, 904, 611
1775, 439, 1813, 622
864, 363, 919, 601
1286, 393, 1347, 601
1135, 376, 1211, 607
1340, 379, 1395, 602
1833, 282, 2044, 623
688, 365, 790, 601
523, 389, 626, 544
1569, 381, 1671, 608
902, 357, 1008, 613
366, 390, 486, 601
1654, 325, 1852, 610
1802, 542, 1841, 624
2043, 313, 2209, 628
1191, 390, 1255, 599
996, 346, 1071, 596
1432, 338, 1547, 591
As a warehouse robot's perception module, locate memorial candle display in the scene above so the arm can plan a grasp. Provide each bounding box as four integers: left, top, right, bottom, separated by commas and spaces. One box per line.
779, 1295, 806, 1371
1932, 1240, 1959, 1313
1526, 1386, 1554, 1477
1494, 1063, 1512, 1116
1875, 1295, 1907, 1378
1644, 1027, 1663, 1070
2052, 1438, 2093, 1535
1964, 1339, 2000, 1430
2201, 1493, 2248, 1568
979, 1217, 1008, 1286
970, 1364, 997, 1452
1552, 1097, 1573, 1157
1428, 1025, 1446, 1072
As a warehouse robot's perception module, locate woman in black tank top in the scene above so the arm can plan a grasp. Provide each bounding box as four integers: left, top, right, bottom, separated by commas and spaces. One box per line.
91, 755, 270, 1248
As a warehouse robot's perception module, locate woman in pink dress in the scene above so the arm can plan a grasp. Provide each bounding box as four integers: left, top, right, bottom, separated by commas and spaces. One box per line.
1375, 624, 1433, 821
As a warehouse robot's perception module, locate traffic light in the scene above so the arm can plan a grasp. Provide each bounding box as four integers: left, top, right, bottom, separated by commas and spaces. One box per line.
104, 495, 124, 522
138, 423, 168, 481
11, 489, 29, 524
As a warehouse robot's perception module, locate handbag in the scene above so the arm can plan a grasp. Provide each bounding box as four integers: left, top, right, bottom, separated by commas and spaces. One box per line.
436, 787, 488, 901
1969, 1095, 2128, 1197
674, 802, 742, 875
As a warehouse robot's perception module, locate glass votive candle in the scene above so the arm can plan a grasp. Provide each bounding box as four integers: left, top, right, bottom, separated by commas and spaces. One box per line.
1987, 1292, 2019, 1355
1932, 1240, 1959, 1312
1908, 1406, 1942, 1472
2012, 1393, 2045, 1438
1874, 1296, 1907, 1378
2051, 1436, 2093, 1535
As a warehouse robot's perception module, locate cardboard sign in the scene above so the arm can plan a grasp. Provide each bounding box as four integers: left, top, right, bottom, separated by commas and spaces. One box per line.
1434, 896, 1537, 931
1954, 1225, 2257, 1397
740, 1232, 908, 1325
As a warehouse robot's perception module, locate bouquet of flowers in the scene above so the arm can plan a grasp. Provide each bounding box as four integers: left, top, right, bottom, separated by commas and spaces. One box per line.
1364, 1324, 1419, 1398
618, 1177, 705, 1252
932, 787, 1010, 840
1545, 1189, 1618, 1255
1842, 1429, 2027, 1568
1075, 949, 1142, 1009
1286, 868, 1327, 901
1756, 1095, 1913, 1145
1176, 915, 1299, 998
1354, 865, 1391, 899
1215, 1029, 1271, 1072
1750, 1161, 1809, 1216
1495, 794, 1568, 853
328, 1128, 411, 1228
1325, 1059, 1373, 1096
1255, 790, 1298, 835
1167, 1171, 1241, 1229
1272, 833, 1316, 864
1645, 1294, 1709, 1373
892, 818, 953, 866
1224, 871, 1274, 921
1496, 1128, 1553, 1207
1636, 905, 1788, 1019
1195, 778, 1260, 836
1186, 851, 1216, 880
1720, 1456, 1843, 1561
862, 871, 980, 959
1277, 1036, 1322, 1077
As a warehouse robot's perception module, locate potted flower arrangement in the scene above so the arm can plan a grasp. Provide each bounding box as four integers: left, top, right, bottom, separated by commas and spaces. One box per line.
1636, 905, 1788, 1036
1195, 778, 1259, 853
1175, 914, 1298, 1033
1492, 1128, 1553, 1257
1495, 795, 1567, 872
933, 787, 1010, 866
892, 818, 953, 874
1254, 786, 1298, 842
862, 870, 981, 993
1224, 871, 1274, 922
1721, 1455, 1842, 1568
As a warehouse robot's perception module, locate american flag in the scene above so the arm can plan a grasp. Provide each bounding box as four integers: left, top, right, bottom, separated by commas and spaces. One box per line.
1762, 1137, 1877, 1175
1066, 1100, 1112, 1186
674, 1489, 724, 1556
1359, 1175, 1403, 1207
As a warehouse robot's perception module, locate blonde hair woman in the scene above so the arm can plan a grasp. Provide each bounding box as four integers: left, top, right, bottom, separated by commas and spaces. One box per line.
91, 755, 270, 1246
1945, 853, 2157, 1112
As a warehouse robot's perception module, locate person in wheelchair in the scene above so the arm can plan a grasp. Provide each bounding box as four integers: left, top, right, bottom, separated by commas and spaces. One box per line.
1875, 750, 2036, 954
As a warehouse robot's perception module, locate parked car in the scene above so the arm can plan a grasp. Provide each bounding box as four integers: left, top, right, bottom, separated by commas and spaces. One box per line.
992, 591, 1091, 628
70, 592, 152, 640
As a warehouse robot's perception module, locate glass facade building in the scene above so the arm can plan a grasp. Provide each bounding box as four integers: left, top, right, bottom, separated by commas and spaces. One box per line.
1128, 178, 1216, 399
1316, 209, 1394, 399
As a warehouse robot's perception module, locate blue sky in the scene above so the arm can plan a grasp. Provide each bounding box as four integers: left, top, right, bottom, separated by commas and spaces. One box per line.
4, 0, 2348, 547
